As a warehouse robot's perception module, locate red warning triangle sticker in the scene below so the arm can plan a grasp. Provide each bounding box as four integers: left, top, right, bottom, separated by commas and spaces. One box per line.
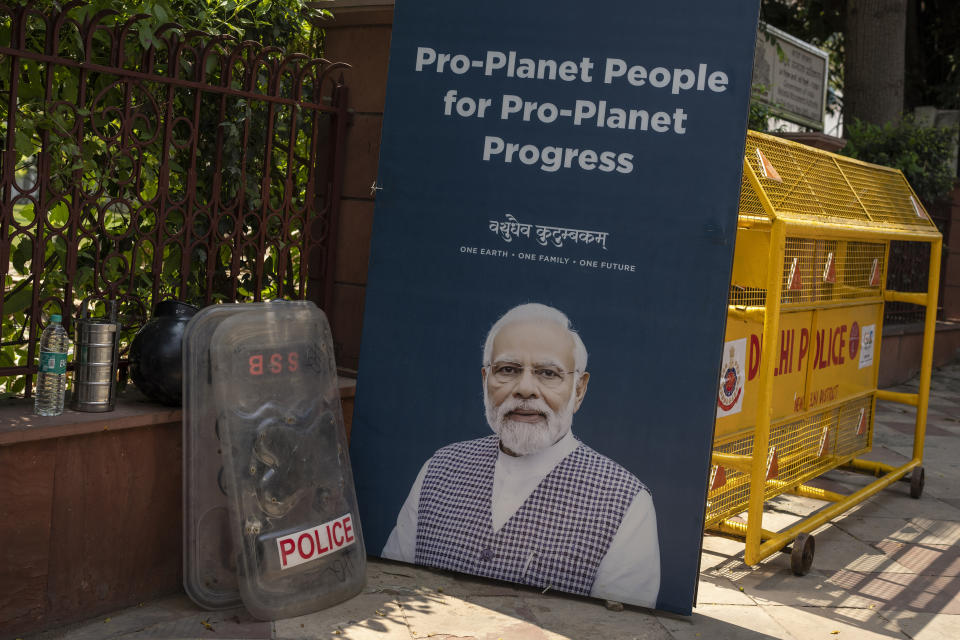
756, 148, 783, 182
823, 252, 837, 283
857, 408, 868, 436
869, 258, 882, 287
766, 447, 779, 480
818, 426, 831, 457
709, 465, 727, 491
788, 257, 803, 291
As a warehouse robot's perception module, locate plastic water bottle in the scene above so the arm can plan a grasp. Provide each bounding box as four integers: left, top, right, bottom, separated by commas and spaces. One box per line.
34, 314, 69, 416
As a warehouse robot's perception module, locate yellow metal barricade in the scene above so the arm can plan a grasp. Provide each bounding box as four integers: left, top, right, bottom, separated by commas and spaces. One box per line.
707, 131, 942, 573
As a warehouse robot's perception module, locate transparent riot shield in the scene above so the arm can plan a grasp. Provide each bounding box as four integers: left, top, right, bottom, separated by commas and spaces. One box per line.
184, 302, 365, 620
183, 303, 254, 610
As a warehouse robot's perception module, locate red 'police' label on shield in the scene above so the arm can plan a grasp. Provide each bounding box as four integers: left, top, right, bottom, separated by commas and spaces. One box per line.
276, 513, 355, 570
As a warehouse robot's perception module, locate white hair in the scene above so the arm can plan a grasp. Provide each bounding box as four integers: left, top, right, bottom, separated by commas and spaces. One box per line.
482, 303, 588, 373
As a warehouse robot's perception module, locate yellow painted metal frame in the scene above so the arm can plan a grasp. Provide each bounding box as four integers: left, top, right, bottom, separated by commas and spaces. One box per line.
708, 132, 943, 566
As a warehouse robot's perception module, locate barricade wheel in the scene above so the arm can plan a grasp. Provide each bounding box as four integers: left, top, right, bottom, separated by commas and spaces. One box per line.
790, 533, 815, 576
910, 466, 925, 499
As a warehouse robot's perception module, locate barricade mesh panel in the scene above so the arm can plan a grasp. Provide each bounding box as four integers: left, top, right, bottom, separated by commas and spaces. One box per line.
837, 157, 930, 228
705, 395, 874, 527
779, 238, 886, 306
738, 174, 768, 219
729, 238, 885, 308
836, 395, 874, 458
729, 285, 766, 307
714, 131, 939, 547
844, 242, 888, 296
738, 131, 939, 233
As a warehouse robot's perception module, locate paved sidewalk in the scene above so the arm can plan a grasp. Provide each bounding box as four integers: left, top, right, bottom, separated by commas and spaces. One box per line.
22, 361, 960, 640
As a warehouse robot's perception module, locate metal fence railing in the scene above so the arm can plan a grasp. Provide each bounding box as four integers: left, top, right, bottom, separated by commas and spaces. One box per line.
0, 4, 350, 396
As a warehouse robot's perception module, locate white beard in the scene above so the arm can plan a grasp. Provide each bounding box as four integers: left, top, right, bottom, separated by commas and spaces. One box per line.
484, 385, 577, 456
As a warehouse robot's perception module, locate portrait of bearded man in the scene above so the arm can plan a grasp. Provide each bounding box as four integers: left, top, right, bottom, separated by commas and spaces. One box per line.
382, 302, 660, 607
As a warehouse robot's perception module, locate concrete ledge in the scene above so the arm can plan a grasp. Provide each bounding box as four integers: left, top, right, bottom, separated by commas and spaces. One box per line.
0, 378, 356, 639
0, 390, 180, 445
0, 377, 357, 446
879, 320, 960, 387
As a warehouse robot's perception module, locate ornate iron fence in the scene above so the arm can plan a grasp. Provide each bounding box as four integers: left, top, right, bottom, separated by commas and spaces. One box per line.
0, 3, 349, 396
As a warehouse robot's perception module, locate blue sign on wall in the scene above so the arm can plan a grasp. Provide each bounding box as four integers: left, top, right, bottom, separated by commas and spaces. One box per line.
351, 0, 761, 614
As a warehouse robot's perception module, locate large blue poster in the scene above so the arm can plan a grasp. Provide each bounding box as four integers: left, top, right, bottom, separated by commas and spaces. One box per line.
351, 0, 760, 615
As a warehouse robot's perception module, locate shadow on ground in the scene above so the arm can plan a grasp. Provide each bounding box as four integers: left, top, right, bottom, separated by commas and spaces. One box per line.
697, 364, 960, 640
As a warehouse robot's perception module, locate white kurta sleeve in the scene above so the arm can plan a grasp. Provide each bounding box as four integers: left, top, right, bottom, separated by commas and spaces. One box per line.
380, 459, 431, 562
589, 489, 660, 608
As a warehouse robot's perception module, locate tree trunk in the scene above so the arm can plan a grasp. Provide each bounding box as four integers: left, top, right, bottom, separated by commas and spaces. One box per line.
844, 0, 907, 126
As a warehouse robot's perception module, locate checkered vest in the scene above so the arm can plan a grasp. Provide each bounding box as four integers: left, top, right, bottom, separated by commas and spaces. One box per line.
415, 435, 647, 595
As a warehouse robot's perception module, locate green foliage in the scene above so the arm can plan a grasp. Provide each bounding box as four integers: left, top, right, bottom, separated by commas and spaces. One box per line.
841, 116, 959, 205
748, 84, 787, 133
29, 0, 329, 50
760, 1, 844, 117
748, 98, 775, 132
906, 0, 960, 110
760, 0, 845, 46
0, 1, 333, 397
761, 0, 960, 114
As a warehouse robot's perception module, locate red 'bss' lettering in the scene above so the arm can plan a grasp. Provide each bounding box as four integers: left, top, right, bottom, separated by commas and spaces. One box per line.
248, 351, 300, 376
